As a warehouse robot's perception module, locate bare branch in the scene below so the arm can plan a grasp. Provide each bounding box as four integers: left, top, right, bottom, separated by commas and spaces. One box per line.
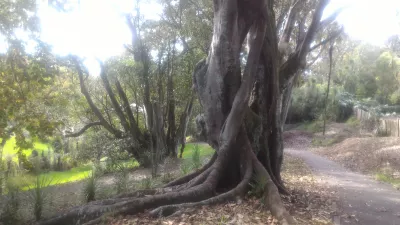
71, 56, 123, 138
97, 59, 131, 134
309, 28, 343, 52
65, 122, 102, 138
115, 79, 143, 140
279, 0, 302, 45
298, 0, 330, 58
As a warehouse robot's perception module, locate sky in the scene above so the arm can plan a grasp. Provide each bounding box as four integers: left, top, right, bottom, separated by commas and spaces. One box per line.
3, 0, 400, 75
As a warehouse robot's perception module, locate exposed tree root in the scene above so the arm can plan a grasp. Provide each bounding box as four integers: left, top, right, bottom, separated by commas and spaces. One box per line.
251, 151, 296, 225
164, 152, 217, 188
150, 147, 253, 217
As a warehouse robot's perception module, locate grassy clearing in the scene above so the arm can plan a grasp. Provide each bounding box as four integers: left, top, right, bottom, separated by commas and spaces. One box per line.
1, 136, 52, 161
375, 173, 400, 190
6, 143, 209, 190
345, 116, 360, 128
181, 143, 214, 159
311, 136, 343, 147
296, 120, 324, 133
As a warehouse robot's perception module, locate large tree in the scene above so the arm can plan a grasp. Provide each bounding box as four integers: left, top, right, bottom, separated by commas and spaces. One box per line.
41, 0, 341, 224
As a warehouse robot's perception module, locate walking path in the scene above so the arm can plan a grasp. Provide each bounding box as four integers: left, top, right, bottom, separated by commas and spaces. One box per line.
286, 148, 400, 225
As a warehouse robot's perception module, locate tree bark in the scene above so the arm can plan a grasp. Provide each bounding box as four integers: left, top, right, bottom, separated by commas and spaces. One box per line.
323, 44, 334, 135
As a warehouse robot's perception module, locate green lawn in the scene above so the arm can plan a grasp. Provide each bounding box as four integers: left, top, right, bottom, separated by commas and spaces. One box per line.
1, 136, 52, 161
5, 141, 214, 190
181, 143, 214, 159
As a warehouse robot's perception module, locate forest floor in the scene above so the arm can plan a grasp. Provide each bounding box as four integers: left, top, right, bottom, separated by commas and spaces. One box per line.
1, 143, 339, 225
7, 121, 400, 225
104, 154, 338, 225
286, 121, 400, 225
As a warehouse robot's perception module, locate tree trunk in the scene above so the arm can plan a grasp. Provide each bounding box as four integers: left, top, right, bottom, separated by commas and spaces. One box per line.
323, 44, 334, 136
178, 95, 195, 158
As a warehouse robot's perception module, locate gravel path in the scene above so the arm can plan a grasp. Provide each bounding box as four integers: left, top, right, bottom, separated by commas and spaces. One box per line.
287, 148, 400, 225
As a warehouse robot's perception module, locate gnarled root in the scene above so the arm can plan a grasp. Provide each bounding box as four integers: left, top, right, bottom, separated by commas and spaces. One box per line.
39, 137, 294, 225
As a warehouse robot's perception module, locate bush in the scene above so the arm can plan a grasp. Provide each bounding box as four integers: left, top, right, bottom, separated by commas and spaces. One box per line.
191, 144, 201, 170
83, 170, 97, 203
346, 116, 360, 127
114, 164, 129, 194
180, 162, 191, 175
0, 181, 21, 225
27, 176, 54, 221
161, 172, 174, 184
17, 152, 33, 172
138, 177, 152, 189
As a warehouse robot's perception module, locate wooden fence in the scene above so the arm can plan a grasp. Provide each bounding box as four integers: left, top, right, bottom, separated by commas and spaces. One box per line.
354, 107, 400, 137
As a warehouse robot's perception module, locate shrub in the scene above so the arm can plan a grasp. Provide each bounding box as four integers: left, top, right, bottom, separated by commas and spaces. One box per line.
17, 152, 33, 172
180, 162, 191, 175
346, 116, 360, 127
191, 144, 201, 170
138, 177, 152, 189
27, 176, 54, 221
0, 181, 21, 225
248, 174, 267, 200
115, 164, 129, 194
83, 170, 97, 203
161, 172, 174, 184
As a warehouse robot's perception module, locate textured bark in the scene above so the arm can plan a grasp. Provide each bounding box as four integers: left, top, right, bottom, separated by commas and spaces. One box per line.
323, 44, 334, 135
64, 122, 102, 138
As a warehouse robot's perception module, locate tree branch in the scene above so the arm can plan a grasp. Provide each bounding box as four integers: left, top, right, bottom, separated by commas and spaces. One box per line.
115, 79, 143, 140
97, 59, 131, 134
309, 28, 343, 52
279, 0, 302, 45
280, 0, 332, 84
72, 57, 123, 138
65, 122, 102, 138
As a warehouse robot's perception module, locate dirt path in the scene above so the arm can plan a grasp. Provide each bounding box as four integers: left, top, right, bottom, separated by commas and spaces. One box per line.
286, 148, 400, 225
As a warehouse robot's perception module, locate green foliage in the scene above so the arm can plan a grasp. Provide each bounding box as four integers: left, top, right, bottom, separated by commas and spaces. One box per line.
191, 144, 201, 170
288, 81, 352, 123
180, 143, 214, 159
248, 174, 267, 201
0, 181, 21, 225
345, 116, 360, 128
83, 170, 97, 203
27, 175, 54, 221
311, 136, 343, 147
114, 164, 129, 194
180, 162, 191, 175
161, 172, 174, 184
375, 173, 400, 190
297, 120, 324, 133
138, 177, 153, 190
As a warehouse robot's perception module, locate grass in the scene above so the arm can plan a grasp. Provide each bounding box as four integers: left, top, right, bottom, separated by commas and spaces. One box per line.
296, 120, 324, 133
2, 141, 208, 192
375, 173, 400, 190
1, 136, 52, 161
181, 143, 214, 159
345, 116, 360, 128
311, 136, 343, 147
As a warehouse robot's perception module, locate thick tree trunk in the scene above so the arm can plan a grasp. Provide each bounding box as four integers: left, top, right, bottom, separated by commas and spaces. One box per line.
323, 44, 334, 136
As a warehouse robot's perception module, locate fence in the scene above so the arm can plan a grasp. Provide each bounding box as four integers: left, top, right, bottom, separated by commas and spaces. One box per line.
354, 107, 400, 137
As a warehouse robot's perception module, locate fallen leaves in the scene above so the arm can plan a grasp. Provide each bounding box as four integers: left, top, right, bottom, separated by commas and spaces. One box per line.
107, 154, 338, 225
